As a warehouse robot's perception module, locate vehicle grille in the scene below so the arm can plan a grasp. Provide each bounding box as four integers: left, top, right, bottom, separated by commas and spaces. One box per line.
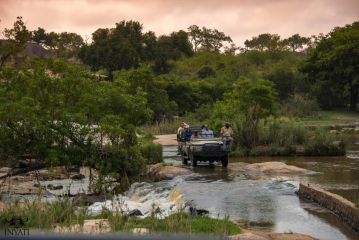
203, 144, 221, 152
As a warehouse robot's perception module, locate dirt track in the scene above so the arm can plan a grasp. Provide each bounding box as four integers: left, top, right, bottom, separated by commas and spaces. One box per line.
154, 134, 178, 146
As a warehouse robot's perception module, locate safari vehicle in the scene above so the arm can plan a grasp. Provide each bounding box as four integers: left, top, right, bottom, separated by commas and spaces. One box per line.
180, 128, 231, 167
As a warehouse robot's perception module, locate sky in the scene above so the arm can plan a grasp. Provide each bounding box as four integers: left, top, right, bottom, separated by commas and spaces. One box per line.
0, 0, 358, 46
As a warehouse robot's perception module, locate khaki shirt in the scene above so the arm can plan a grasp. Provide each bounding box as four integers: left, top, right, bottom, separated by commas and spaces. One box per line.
220, 126, 233, 137
177, 127, 183, 135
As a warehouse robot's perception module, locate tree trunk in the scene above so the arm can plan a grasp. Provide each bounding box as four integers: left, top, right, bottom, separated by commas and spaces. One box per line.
349, 88, 358, 111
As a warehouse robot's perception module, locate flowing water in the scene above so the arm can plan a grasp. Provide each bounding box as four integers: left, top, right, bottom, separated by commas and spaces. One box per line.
163, 146, 359, 240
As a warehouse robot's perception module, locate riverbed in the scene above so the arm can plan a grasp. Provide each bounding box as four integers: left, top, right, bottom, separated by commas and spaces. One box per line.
162, 146, 359, 240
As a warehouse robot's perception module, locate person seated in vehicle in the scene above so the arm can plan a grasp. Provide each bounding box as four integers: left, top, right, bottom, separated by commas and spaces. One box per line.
180, 124, 193, 142
220, 122, 233, 150
200, 124, 214, 139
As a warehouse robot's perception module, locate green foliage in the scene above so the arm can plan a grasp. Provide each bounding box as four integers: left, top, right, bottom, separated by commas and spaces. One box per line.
113, 68, 176, 121
187, 25, 232, 52
282, 34, 310, 52
0, 16, 31, 67
304, 129, 346, 156
244, 33, 281, 51
0, 58, 152, 190
301, 21, 359, 111
281, 94, 320, 118
109, 212, 241, 235
140, 143, 163, 164
0, 198, 86, 229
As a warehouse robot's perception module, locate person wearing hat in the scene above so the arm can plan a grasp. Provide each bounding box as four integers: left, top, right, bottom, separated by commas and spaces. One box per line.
180, 124, 193, 142
177, 122, 186, 153
220, 122, 233, 150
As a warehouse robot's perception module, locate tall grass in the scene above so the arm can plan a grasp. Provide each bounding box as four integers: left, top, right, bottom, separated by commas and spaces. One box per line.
107, 211, 241, 235
141, 117, 201, 135
0, 198, 87, 229
304, 128, 346, 156
0, 199, 241, 235
140, 143, 163, 164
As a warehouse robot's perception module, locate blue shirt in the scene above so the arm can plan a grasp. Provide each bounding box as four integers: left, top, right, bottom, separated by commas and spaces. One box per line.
180, 128, 192, 141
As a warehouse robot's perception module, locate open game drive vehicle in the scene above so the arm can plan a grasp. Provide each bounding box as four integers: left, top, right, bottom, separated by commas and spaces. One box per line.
180, 129, 231, 167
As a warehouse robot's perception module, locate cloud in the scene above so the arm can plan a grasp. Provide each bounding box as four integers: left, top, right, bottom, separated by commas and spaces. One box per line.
0, 0, 358, 45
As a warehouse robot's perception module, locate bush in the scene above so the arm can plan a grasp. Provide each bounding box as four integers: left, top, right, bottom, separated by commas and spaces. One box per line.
304, 129, 346, 156
281, 94, 320, 118
0, 198, 86, 229
259, 120, 308, 147
109, 212, 241, 235
140, 143, 163, 164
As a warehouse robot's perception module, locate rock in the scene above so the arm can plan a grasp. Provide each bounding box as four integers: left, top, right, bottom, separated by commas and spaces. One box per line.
148, 163, 191, 181
0, 181, 41, 195
67, 166, 80, 173
229, 162, 313, 176
71, 173, 85, 180
230, 231, 316, 240
47, 184, 63, 190
16, 159, 38, 168
55, 219, 110, 234
72, 193, 107, 206
0, 167, 11, 178
132, 228, 150, 235
332, 140, 342, 146
127, 209, 143, 216
189, 206, 209, 216
0, 167, 11, 173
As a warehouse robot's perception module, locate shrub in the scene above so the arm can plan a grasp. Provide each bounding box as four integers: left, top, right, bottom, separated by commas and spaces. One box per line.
0, 198, 86, 229
140, 143, 163, 164
197, 66, 216, 79
304, 129, 346, 156
281, 93, 320, 118
259, 120, 308, 147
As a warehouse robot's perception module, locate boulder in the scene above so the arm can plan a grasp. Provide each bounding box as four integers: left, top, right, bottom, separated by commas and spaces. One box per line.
72, 193, 106, 206
71, 173, 85, 180
148, 163, 191, 181
0, 181, 41, 195
127, 209, 143, 216
47, 184, 63, 190
0, 167, 11, 178
229, 162, 313, 176
230, 231, 316, 240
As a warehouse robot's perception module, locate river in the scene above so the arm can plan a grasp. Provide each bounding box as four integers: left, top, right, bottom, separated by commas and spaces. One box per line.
163, 145, 359, 240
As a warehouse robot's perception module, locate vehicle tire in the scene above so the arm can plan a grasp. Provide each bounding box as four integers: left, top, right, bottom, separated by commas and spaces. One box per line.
181, 153, 188, 165
190, 154, 197, 167
221, 155, 228, 168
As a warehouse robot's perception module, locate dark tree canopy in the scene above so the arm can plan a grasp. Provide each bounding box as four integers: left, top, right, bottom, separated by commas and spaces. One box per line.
282, 34, 310, 52
187, 25, 232, 52
0, 16, 31, 67
244, 33, 281, 51
301, 21, 359, 111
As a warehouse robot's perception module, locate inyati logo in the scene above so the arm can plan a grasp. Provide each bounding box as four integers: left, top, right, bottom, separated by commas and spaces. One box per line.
3, 216, 30, 236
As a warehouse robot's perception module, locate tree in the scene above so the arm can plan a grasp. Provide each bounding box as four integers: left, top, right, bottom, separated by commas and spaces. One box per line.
244, 33, 281, 51
282, 34, 310, 52
301, 21, 359, 111
113, 68, 177, 122
153, 30, 193, 74
187, 25, 232, 52
187, 25, 202, 52
79, 20, 154, 72
0, 58, 151, 181
209, 78, 277, 147
0, 16, 31, 67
